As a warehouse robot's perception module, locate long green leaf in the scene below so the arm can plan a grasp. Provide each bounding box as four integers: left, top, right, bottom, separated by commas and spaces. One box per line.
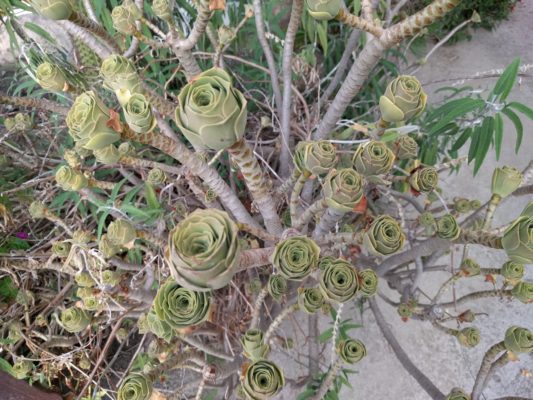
501, 107, 523, 153
450, 128, 471, 153
493, 113, 503, 160
428, 99, 484, 135
468, 125, 481, 164
473, 116, 494, 175
507, 101, 533, 120
491, 57, 520, 101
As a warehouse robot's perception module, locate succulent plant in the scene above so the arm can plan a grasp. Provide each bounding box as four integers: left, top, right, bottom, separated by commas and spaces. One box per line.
271, 236, 320, 281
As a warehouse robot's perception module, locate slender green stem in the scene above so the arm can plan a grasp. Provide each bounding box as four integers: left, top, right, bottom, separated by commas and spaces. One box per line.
0, 92, 69, 115
483, 194, 501, 230
290, 171, 309, 222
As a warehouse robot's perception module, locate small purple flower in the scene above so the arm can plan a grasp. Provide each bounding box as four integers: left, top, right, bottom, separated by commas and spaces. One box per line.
15, 232, 29, 240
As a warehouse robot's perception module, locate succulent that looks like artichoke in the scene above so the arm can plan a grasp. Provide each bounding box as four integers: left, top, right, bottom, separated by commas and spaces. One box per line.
271, 236, 320, 281
166, 209, 241, 291
504, 326, 533, 353
363, 215, 405, 256
305, 0, 342, 21
117, 373, 153, 400
501, 215, 533, 264
379, 75, 427, 123
241, 359, 285, 400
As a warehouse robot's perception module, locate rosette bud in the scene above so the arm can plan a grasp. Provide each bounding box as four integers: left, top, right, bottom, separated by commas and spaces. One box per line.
60, 307, 91, 333
36, 62, 67, 91
12, 359, 33, 379
352, 140, 395, 176
503, 326, 533, 353
153, 0, 172, 21
397, 303, 412, 319
267, 275, 288, 302
75, 272, 95, 288
3, 117, 15, 131
419, 212, 436, 228
112, 0, 142, 35
409, 166, 438, 193
319, 258, 359, 303
363, 215, 405, 256
107, 219, 136, 246
29, 0, 73, 20
459, 259, 480, 277
436, 214, 461, 240
358, 269, 378, 297
63, 149, 82, 168
166, 209, 240, 291
445, 389, 471, 400
117, 373, 153, 400
102, 270, 121, 286
297, 287, 325, 314
147, 167, 166, 185
175, 68, 247, 151
394, 135, 419, 160
305, 0, 342, 21
379, 76, 427, 123
302, 140, 337, 176
491, 166, 522, 198
241, 359, 285, 399
14, 113, 33, 131
318, 256, 336, 271
29, 200, 47, 219
511, 281, 533, 303
153, 279, 211, 329
100, 54, 141, 105
501, 216, 533, 263
470, 199, 481, 209
456, 327, 480, 348
8, 322, 23, 341
66, 91, 120, 150
94, 144, 120, 165
55, 166, 88, 191
72, 229, 93, 244
99, 234, 121, 258
337, 339, 366, 364
323, 168, 364, 213
52, 241, 71, 257
118, 142, 136, 156
142, 310, 173, 341
272, 236, 320, 281
500, 261, 524, 283
241, 329, 270, 361
124, 93, 156, 133
454, 198, 471, 214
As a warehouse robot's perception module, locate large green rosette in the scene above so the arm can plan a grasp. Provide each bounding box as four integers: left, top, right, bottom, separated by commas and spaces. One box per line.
153, 279, 211, 329
305, 0, 342, 21
503, 326, 533, 353
112, 0, 142, 35
501, 216, 533, 263
55, 166, 88, 191
107, 219, 136, 246
117, 373, 153, 400
36, 62, 67, 91
29, 0, 72, 20
319, 258, 359, 303
363, 215, 405, 256
409, 166, 438, 193
379, 75, 427, 123
124, 93, 156, 133
60, 307, 91, 333
175, 68, 248, 151
436, 214, 461, 240
491, 166, 522, 198
511, 281, 533, 303
337, 339, 366, 364
271, 236, 320, 281
100, 54, 142, 105
323, 168, 364, 213
66, 91, 120, 150
241, 359, 285, 400
166, 209, 241, 291
297, 140, 337, 176
241, 329, 270, 361
500, 261, 524, 283
352, 140, 395, 176
297, 287, 326, 314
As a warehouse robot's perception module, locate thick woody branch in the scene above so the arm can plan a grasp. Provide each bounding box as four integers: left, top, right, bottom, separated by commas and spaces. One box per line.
0, 92, 69, 116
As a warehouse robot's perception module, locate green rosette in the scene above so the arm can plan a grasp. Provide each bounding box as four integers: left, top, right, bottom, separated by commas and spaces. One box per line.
491, 166, 522, 198
511, 281, 533, 303
118, 142, 136, 156
297, 287, 326, 314
419, 212, 436, 228
75, 272, 95, 288
500, 261, 524, 282
323, 168, 364, 213
456, 327, 480, 348
14, 113, 33, 131
460, 259, 480, 277
397, 303, 412, 319
445, 389, 471, 400
502, 216, 533, 263
29, 200, 47, 219
175, 68, 248, 151
302, 140, 337, 176
241, 329, 270, 361
470, 199, 481, 209
436, 214, 461, 240
12, 359, 33, 379
94, 144, 120, 165
409, 166, 438, 193
3, 117, 15, 131
153, 0, 172, 20
305, 0, 342, 21
241, 359, 285, 400
117, 373, 153, 400
66, 91, 120, 150
124, 93, 156, 133
503, 326, 533, 353
395, 135, 419, 160
99, 234, 121, 258
63, 149, 82, 168
60, 307, 91, 333
454, 198, 471, 214
142, 310, 173, 342
379, 75, 427, 123
271, 236, 320, 281
153, 279, 211, 329
166, 209, 241, 291
358, 269, 378, 297
319, 258, 359, 303
8, 322, 22, 341
147, 168, 166, 185
352, 140, 395, 176
107, 219, 137, 246
100, 54, 141, 105
267, 275, 288, 302
337, 339, 366, 364
101, 270, 121, 286
29, 0, 72, 20
363, 215, 405, 256
52, 241, 71, 257
293, 141, 310, 174
81, 296, 101, 311
76, 287, 93, 299
55, 166, 88, 191
112, 0, 142, 35
36, 62, 67, 91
